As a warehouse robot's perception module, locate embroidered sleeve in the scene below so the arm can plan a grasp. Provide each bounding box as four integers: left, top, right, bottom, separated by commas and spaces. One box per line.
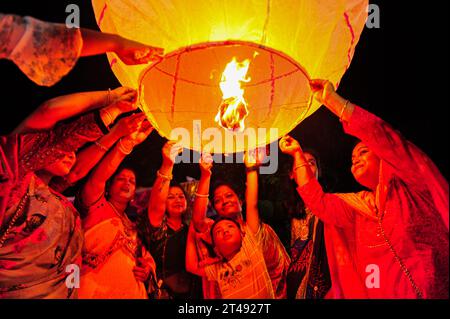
137, 212, 168, 247
18, 112, 104, 175
343, 106, 444, 189
345, 106, 449, 231
1, 14, 83, 86
0, 14, 24, 58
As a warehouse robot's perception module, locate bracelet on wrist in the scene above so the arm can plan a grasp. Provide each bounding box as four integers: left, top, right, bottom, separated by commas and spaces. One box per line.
194, 192, 209, 198
294, 162, 309, 171
117, 138, 133, 155
245, 165, 260, 173
94, 141, 109, 152
339, 99, 350, 122
106, 88, 112, 105
101, 108, 114, 126
156, 169, 173, 181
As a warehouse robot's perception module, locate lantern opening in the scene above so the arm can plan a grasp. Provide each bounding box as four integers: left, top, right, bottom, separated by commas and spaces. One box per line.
138, 41, 313, 153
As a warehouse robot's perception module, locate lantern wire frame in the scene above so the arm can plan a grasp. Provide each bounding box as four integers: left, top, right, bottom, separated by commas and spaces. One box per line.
138, 40, 314, 153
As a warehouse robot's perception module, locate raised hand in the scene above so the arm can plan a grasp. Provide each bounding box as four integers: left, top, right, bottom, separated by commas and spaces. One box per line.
115, 36, 164, 65
110, 87, 137, 104
310, 79, 336, 105
130, 119, 153, 145
112, 113, 146, 138
199, 152, 213, 176
279, 135, 303, 156
162, 141, 183, 165
244, 146, 266, 168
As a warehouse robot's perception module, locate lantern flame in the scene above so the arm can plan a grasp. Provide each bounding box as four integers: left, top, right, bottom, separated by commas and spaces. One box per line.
215, 57, 251, 132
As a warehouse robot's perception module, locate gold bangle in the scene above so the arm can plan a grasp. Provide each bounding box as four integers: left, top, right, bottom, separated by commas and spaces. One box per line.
339, 99, 350, 122
94, 141, 108, 152
294, 162, 309, 171
194, 192, 209, 198
156, 169, 173, 181
106, 88, 112, 105
117, 138, 133, 155
101, 108, 114, 126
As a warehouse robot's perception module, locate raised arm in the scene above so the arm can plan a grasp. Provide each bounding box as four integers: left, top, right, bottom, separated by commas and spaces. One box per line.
13, 87, 137, 134
192, 152, 213, 233
243, 148, 265, 234
147, 141, 183, 227
279, 135, 354, 228
80, 29, 163, 65
310, 79, 447, 190
185, 224, 206, 277
0, 14, 163, 86
81, 115, 152, 207
57, 110, 150, 190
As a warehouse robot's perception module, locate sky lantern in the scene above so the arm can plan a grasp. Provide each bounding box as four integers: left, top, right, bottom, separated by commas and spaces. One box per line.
92, 0, 368, 153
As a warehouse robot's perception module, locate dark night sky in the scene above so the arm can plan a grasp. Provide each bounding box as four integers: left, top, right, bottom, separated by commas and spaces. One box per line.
0, 0, 448, 198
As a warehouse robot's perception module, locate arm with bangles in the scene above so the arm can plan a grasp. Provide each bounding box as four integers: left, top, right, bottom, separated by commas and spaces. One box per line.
191, 152, 213, 234
50, 111, 149, 191
79, 28, 163, 65
279, 136, 354, 228
12, 87, 137, 134
80, 116, 152, 210
185, 223, 207, 277
17, 93, 139, 176
243, 148, 264, 235
310, 79, 446, 191
147, 141, 183, 227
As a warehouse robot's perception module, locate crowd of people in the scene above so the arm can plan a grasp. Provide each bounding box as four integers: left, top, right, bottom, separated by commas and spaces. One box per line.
0, 13, 448, 299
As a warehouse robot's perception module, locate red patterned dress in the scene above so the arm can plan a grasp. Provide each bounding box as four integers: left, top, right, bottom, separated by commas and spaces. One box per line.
297, 106, 449, 299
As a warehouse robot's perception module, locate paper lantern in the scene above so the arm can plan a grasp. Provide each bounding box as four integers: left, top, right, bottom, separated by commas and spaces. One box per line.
92, 0, 368, 153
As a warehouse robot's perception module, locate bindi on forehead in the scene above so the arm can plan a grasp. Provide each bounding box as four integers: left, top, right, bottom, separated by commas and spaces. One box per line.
169, 187, 184, 194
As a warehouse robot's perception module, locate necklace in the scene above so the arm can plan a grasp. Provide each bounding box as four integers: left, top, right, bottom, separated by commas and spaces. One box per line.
108, 201, 135, 236
297, 209, 313, 241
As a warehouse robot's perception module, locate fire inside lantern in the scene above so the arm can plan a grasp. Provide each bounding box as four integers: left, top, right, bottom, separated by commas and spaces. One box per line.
215, 57, 251, 132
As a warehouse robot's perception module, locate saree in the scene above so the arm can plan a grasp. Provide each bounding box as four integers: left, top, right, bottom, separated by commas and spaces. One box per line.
0, 176, 83, 298
297, 106, 449, 299
287, 213, 331, 299
79, 198, 148, 299
0, 113, 105, 298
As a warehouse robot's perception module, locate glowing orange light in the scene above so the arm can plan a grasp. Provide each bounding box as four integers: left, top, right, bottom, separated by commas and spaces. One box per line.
215, 57, 251, 132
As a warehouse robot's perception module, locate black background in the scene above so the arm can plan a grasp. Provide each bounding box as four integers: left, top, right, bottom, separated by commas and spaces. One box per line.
1, 0, 448, 247
0, 1, 447, 184
0, 0, 448, 312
